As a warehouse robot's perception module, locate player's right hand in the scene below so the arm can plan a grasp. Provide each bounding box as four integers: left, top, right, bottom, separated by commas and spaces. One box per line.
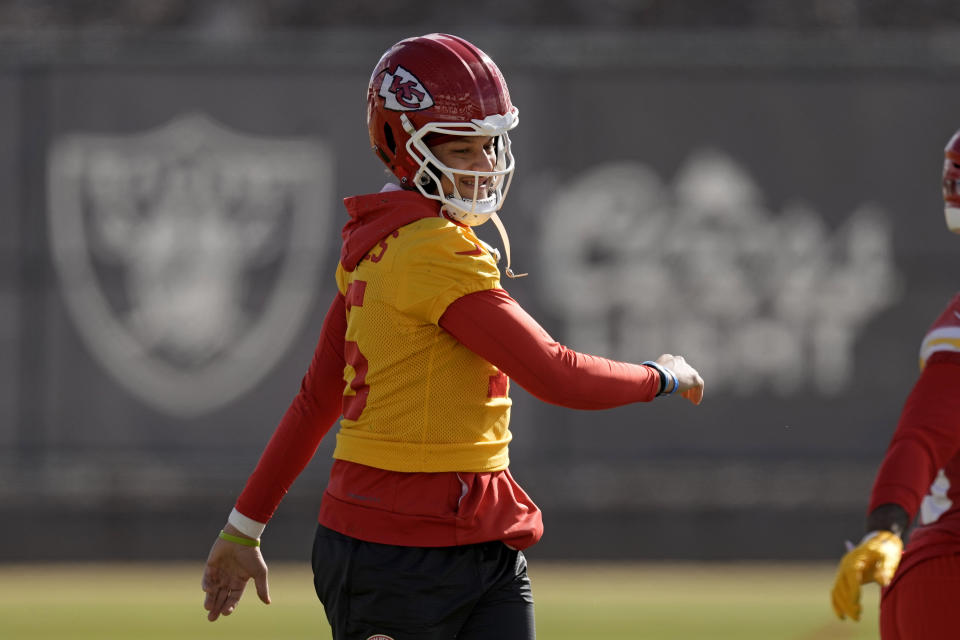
201, 526, 271, 622
830, 530, 903, 621
653, 354, 704, 405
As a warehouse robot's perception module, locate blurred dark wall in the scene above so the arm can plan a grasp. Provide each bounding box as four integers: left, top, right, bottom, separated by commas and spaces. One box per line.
2, 29, 958, 562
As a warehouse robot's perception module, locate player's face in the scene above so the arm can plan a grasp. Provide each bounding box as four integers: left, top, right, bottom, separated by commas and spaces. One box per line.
430, 136, 498, 200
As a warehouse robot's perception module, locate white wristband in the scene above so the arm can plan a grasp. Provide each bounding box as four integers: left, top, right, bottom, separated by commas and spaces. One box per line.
228, 508, 266, 539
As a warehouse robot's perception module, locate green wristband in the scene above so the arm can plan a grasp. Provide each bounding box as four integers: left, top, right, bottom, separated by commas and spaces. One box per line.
219, 530, 260, 547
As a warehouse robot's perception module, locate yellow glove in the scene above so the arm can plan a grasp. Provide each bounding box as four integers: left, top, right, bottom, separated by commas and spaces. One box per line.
830, 530, 903, 621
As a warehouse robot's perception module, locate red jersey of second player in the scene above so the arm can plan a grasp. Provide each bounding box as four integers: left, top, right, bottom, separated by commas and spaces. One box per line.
869, 293, 960, 591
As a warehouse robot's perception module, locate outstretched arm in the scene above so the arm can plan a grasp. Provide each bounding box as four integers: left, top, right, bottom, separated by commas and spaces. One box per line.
440, 288, 704, 407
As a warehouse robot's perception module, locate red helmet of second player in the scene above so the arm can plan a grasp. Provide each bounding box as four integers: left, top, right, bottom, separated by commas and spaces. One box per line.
943, 129, 960, 233
366, 33, 519, 226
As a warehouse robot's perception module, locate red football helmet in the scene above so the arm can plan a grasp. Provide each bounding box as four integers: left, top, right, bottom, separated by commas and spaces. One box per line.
944, 128, 960, 233
367, 33, 519, 226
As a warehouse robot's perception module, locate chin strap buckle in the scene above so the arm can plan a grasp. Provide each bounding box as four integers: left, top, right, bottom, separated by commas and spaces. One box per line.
490, 212, 527, 278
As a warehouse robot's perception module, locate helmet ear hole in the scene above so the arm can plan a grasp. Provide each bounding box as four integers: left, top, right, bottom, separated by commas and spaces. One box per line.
383, 123, 397, 154
418, 162, 441, 195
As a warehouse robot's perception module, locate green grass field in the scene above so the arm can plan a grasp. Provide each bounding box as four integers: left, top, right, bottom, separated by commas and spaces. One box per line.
0, 562, 879, 639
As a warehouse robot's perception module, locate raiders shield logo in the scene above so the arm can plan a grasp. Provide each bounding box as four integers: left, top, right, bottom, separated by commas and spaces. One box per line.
47, 113, 333, 417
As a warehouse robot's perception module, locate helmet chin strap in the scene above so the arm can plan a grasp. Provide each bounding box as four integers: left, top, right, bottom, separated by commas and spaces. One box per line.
490, 212, 527, 278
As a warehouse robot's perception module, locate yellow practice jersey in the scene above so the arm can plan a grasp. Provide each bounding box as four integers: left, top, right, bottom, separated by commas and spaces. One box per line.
334, 212, 512, 473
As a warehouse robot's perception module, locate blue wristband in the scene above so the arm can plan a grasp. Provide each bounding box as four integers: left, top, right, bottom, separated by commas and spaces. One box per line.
664, 367, 679, 395
642, 361, 679, 397
642, 361, 667, 396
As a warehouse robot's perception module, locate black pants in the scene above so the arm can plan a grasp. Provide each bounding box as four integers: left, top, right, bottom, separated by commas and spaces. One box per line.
312, 524, 536, 640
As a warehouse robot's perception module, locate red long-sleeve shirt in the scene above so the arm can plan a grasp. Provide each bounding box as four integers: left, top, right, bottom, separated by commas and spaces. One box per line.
234, 189, 661, 549
869, 293, 960, 590
235, 286, 660, 549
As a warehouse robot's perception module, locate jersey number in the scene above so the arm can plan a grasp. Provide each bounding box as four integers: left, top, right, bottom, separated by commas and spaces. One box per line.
342, 279, 370, 420
342, 341, 369, 420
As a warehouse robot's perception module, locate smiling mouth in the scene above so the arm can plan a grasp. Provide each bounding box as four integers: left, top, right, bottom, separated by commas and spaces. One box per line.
459, 179, 490, 194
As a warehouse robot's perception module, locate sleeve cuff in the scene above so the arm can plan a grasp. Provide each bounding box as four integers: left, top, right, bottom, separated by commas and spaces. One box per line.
228, 508, 266, 539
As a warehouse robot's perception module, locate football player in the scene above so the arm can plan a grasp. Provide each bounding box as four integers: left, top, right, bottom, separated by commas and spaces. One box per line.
831, 128, 960, 638
202, 33, 705, 640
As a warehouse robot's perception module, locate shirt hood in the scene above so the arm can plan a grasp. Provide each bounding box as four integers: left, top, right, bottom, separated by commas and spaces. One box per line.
340, 187, 443, 271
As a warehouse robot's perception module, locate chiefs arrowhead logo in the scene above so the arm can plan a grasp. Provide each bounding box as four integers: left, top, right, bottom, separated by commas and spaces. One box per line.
379, 66, 434, 111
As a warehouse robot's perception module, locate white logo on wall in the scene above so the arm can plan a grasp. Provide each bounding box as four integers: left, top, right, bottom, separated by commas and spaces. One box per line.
539, 149, 901, 396
48, 113, 333, 417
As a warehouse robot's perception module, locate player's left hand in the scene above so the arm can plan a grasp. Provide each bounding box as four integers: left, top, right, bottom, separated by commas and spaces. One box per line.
653, 354, 704, 405
830, 530, 902, 621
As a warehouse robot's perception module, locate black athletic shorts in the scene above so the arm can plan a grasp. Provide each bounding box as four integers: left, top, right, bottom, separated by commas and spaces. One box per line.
312, 524, 536, 640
